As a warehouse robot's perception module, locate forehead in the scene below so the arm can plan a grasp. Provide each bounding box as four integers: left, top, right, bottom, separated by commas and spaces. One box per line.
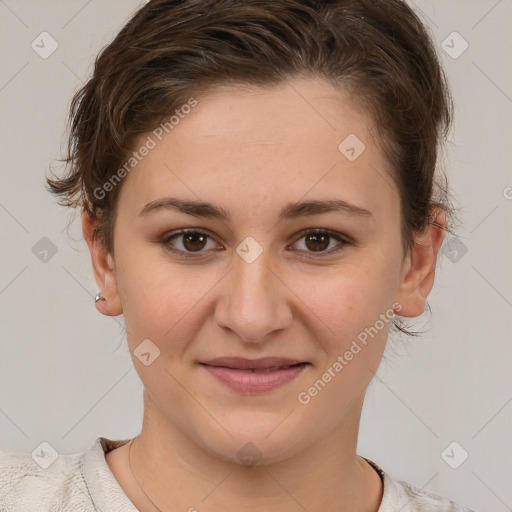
118, 77, 399, 223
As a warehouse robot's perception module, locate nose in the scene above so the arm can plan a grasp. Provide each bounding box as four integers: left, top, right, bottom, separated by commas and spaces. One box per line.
214, 246, 293, 344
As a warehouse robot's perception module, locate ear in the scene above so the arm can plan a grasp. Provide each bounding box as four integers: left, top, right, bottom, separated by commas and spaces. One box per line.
82, 209, 123, 317
395, 209, 446, 317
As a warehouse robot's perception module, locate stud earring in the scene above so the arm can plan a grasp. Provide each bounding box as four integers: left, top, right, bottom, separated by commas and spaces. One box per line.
94, 292, 106, 303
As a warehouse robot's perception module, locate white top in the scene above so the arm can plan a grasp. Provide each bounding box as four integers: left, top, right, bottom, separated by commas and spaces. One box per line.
0, 437, 478, 511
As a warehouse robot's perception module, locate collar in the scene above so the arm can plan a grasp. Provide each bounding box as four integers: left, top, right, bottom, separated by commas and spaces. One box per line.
83, 437, 138, 512
84, 437, 398, 511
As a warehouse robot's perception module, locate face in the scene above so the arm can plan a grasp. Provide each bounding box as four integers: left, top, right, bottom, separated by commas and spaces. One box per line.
88, 77, 438, 465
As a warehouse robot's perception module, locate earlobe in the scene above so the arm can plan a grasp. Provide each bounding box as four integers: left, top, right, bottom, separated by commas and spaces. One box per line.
395, 210, 446, 318
81, 210, 123, 317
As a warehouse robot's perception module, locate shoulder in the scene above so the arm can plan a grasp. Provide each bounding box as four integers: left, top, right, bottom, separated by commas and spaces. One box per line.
0, 443, 93, 511
363, 458, 479, 512
386, 477, 479, 512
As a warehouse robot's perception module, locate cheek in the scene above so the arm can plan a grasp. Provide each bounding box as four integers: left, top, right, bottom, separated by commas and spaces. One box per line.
116, 248, 222, 353
291, 258, 399, 406
298, 257, 398, 345
294, 271, 393, 412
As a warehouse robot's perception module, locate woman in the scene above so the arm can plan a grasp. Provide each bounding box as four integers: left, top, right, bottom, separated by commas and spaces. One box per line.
0, 0, 478, 510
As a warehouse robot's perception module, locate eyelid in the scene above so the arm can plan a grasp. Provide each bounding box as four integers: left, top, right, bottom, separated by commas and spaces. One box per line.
287, 228, 352, 257
161, 227, 352, 257
161, 228, 222, 256
290, 228, 352, 245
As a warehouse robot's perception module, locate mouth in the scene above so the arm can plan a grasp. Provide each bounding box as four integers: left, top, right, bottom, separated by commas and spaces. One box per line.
199, 357, 309, 393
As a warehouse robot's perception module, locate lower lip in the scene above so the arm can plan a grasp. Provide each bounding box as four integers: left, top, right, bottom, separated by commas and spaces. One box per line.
200, 363, 308, 393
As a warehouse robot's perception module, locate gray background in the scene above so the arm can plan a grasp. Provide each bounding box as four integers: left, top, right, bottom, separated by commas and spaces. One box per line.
0, 1, 511, 510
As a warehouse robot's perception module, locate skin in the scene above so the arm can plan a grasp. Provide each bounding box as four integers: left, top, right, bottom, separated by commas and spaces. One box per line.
83, 76, 446, 512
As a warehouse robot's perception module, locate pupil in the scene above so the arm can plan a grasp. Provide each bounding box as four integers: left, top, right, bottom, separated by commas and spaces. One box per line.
305, 233, 329, 252
180, 233, 331, 253
183, 232, 207, 251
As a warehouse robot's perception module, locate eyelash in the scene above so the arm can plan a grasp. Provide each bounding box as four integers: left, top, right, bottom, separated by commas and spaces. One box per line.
160, 228, 352, 258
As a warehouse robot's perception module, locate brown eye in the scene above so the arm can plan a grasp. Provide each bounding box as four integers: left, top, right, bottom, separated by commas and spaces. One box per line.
182, 232, 208, 251
163, 229, 219, 255
304, 232, 330, 252
291, 229, 350, 256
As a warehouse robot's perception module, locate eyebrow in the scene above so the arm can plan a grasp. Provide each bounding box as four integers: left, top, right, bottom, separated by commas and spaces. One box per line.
138, 197, 372, 221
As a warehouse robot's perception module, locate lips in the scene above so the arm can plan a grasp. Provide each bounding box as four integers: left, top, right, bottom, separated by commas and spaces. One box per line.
199, 357, 308, 393
200, 356, 304, 370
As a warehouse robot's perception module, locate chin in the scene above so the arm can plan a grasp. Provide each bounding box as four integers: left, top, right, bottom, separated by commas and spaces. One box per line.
195, 421, 309, 467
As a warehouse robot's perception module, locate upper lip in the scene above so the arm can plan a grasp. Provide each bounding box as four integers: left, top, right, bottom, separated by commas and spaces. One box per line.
200, 357, 305, 370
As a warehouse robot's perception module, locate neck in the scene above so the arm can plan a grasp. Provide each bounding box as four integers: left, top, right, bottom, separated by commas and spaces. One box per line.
125, 393, 382, 512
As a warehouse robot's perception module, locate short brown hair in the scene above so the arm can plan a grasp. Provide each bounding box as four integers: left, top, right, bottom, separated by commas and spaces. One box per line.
47, 0, 455, 335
